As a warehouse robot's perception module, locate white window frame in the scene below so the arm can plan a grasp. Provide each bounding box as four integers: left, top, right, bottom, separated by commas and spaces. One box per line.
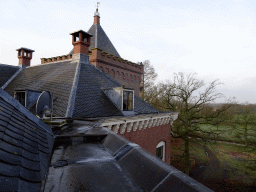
156, 141, 165, 161
122, 89, 134, 111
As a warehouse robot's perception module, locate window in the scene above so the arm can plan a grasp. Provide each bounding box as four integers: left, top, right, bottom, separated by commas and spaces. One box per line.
15, 91, 26, 106
123, 90, 133, 111
156, 141, 165, 161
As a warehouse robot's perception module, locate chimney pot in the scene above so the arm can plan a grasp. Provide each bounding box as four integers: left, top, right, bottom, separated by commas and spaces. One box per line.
70, 30, 93, 55
16, 47, 34, 67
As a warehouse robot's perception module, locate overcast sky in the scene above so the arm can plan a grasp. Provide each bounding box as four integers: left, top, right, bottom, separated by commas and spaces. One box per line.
1, 0, 256, 103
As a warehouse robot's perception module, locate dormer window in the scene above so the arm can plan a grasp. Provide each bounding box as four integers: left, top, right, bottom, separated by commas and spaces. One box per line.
14, 89, 42, 109
15, 91, 26, 106
123, 90, 133, 111
103, 87, 135, 116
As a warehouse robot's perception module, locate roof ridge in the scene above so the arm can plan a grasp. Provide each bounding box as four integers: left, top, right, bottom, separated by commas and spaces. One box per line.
65, 62, 81, 117
2, 67, 23, 89
0, 64, 20, 68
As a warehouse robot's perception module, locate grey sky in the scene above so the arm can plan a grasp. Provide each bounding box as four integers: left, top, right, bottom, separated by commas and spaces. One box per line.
0, 0, 255, 103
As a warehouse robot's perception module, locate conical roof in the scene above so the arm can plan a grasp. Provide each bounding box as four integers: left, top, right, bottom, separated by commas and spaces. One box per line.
88, 24, 121, 57
69, 13, 121, 57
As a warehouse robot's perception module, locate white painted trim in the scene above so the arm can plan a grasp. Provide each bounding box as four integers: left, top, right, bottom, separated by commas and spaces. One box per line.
156, 141, 165, 161
100, 112, 179, 134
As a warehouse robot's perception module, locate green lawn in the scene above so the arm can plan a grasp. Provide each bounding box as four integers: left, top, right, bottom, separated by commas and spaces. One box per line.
198, 124, 256, 144
170, 138, 256, 190
207, 141, 256, 183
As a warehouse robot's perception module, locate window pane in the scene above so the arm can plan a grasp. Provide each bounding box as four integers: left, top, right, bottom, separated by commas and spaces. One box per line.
16, 92, 26, 106
123, 101, 127, 111
123, 91, 128, 100
123, 90, 133, 111
128, 100, 133, 110
156, 146, 163, 159
128, 91, 133, 100
128, 91, 133, 110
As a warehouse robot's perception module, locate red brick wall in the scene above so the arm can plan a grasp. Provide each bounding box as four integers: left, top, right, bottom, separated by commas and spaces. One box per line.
89, 49, 144, 96
121, 123, 171, 164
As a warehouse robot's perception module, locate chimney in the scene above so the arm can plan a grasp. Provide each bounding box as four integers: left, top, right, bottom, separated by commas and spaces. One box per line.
70, 30, 92, 55
16, 47, 35, 67
94, 8, 100, 24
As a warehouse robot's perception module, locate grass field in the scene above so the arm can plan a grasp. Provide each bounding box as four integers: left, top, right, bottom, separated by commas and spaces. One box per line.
198, 124, 256, 144
208, 141, 256, 182
170, 138, 256, 191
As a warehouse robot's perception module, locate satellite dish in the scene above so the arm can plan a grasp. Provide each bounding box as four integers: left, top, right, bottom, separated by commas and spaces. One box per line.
36, 91, 53, 119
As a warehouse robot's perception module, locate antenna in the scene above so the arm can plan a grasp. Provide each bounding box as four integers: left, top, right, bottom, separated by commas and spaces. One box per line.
36, 91, 53, 119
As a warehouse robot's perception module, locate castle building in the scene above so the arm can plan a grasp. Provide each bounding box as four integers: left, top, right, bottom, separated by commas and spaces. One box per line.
41, 8, 144, 97
0, 8, 214, 192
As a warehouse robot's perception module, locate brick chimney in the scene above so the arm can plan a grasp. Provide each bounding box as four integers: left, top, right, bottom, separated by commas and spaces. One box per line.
16, 47, 35, 67
94, 8, 100, 24
70, 30, 92, 55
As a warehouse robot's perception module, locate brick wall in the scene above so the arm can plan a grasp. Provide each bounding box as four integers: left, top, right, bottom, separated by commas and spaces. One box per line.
89, 48, 144, 96
121, 123, 171, 164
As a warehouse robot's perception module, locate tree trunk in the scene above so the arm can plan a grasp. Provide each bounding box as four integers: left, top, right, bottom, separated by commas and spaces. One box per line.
245, 125, 248, 146
184, 136, 190, 175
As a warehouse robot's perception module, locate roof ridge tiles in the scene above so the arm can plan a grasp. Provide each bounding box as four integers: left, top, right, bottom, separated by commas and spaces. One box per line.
65, 62, 80, 117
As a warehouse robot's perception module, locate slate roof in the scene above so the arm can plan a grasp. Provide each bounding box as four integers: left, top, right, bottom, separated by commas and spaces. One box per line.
4, 61, 78, 117
44, 123, 213, 192
0, 88, 54, 192
69, 23, 121, 57
72, 62, 123, 118
74, 61, 159, 117
72, 62, 158, 118
0, 64, 21, 88
4, 58, 158, 118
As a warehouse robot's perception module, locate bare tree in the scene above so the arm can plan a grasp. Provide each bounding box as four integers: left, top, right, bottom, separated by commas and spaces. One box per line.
158, 72, 233, 175
141, 60, 158, 103
229, 103, 256, 146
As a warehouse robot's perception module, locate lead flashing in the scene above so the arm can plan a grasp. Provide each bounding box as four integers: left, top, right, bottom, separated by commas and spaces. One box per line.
65, 62, 81, 117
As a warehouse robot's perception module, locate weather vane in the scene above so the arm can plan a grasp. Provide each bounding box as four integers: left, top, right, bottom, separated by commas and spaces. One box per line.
96, 2, 100, 10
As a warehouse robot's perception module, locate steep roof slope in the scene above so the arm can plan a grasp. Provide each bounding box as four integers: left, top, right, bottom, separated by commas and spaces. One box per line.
0, 64, 21, 87
87, 24, 121, 57
72, 62, 158, 118
72, 62, 123, 118
0, 88, 54, 192
4, 58, 157, 118
69, 24, 121, 57
4, 61, 78, 117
